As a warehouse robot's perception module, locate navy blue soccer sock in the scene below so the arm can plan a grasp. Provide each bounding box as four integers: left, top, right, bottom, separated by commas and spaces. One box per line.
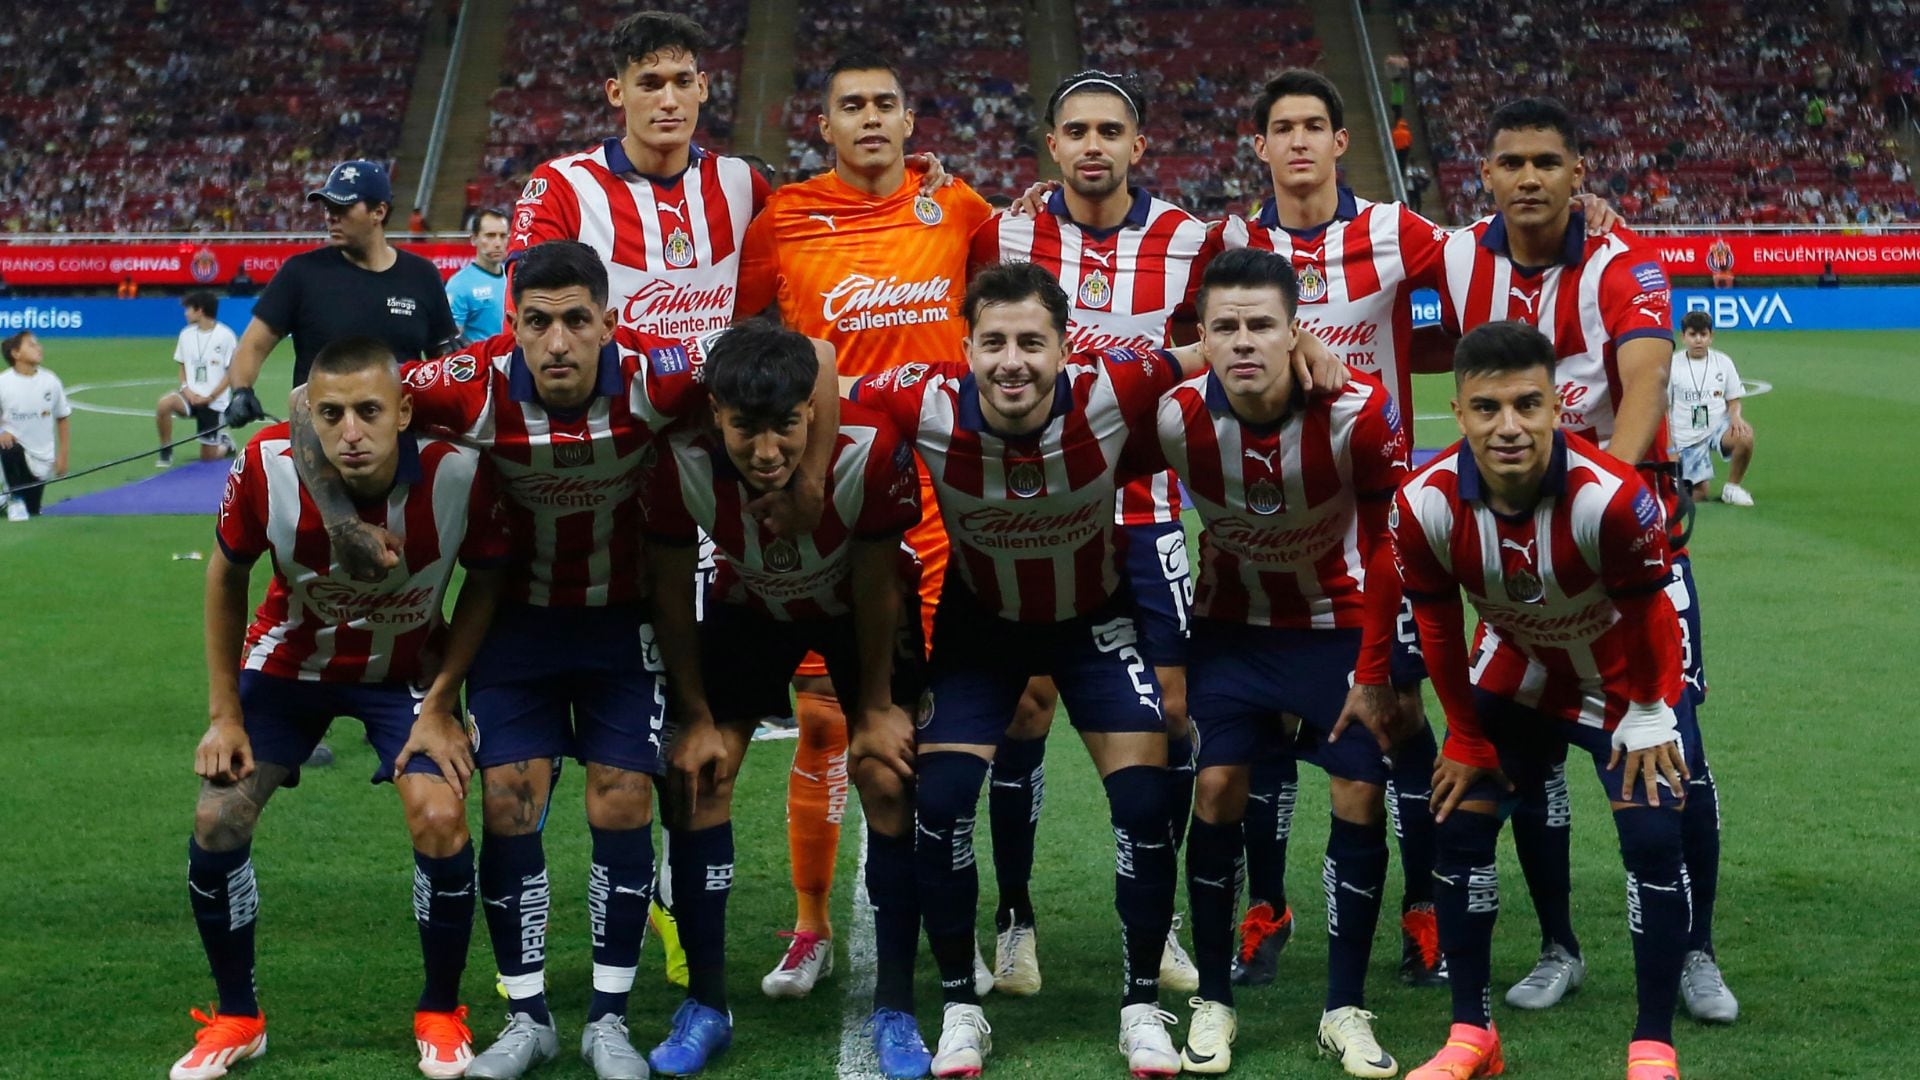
1105, 765, 1175, 1007
917, 751, 990, 1005
1434, 810, 1503, 1029
989, 735, 1046, 928
587, 825, 655, 1021
413, 842, 475, 1013
1185, 815, 1242, 1005
1166, 731, 1195, 856
188, 838, 261, 1018
1615, 807, 1690, 1045
1242, 752, 1298, 911
667, 822, 733, 1011
1323, 816, 1389, 1011
1682, 764, 1722, 955
1512, 763, 1580, 956
866, 827, 920, 1014
1389, 723, 1439, 907
478, 830, 551, 1025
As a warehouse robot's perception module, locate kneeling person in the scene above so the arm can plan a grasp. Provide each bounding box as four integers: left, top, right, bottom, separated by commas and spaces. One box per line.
173, 337, 507, 1080
645, 321, 931, 1078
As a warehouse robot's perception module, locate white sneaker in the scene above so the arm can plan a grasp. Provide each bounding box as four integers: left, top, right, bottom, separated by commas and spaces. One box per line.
1679, 949, 1739, 1023
1719, 482, 1754, 506
1118, 1003, 1180, 1078
991, 922, 1041, 995
972, 940, 995, 998
1505, 943, 1585, 1009
6, 498, 27, 522
932, 1002, 992, 1078
1317, 1006, 1397, 1078
1159, 913, 1199, 993
1180, 997, 1237, 1074
760, 930, 833, 998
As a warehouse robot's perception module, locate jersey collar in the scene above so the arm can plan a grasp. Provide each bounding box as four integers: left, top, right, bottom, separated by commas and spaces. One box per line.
956, 370, 1074, 436
602, 137, 707, 186
351, 431, 423, 505
507, 340, 625, 404
1481, 209, 1587, 273
1254, 184, 1360, 236
1202, 368, 1301, 432
1045, 185, 1153, 241
1454, 429, 1569, 509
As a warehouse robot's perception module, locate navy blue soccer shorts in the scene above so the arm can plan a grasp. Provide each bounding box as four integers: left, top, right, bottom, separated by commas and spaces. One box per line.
1116, 520, 1192, 668
1186, 620, 1390, 785
1450, 689, 1708, 808
1669, 554, 1708, 708
698, 602, 927, 727
466, 603, 667, 775
919, 582, 1165, 747
1390, 595, 1429, 687
239, 670, 446, 786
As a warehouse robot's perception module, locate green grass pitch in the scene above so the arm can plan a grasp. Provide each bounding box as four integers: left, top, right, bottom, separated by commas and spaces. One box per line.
2, 331, 1915, 1078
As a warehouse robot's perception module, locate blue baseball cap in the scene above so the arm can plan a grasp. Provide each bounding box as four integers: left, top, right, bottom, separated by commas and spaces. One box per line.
307, 159, 393, 206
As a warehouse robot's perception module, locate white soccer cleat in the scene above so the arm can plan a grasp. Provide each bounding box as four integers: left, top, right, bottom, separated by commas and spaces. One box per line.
973, 940, 996, 998
1180, 997, 1237, 1074
761, 930, 834, 998
991, 922, 1041, 995
1719, 482, 1754, 506
1159, 914, 1199, 993
1679, 949, 1739, 1024
1118, 1003, 1180, 1078
1318, 1006, 1397, 1078
932, 1002, 992, 1078
1505, 943, 1585, 1010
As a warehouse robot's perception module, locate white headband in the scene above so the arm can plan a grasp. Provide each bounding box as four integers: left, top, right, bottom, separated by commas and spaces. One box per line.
1057, 76, 1139, 121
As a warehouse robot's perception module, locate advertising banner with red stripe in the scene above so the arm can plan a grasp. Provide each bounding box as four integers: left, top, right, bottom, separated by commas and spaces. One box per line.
1647, 233, 1920, 277
0, 240, 474, 287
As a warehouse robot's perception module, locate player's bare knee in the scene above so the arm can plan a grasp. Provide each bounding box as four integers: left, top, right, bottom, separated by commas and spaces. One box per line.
852, 760, 909, 819
1194, 767, 1248, 825
481, 769, 545, 836
193, 784, 262, 852
1329, 777, 1387, 826
585, 764, 655, 829
405, 795, 469, 857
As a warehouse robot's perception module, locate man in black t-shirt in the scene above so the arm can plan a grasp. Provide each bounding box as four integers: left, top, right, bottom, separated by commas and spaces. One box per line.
224, 160, 457, 415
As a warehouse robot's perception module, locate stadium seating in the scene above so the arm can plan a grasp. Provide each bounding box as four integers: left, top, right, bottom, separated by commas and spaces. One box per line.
1076, 0, 1319, 217
0, 0, 432, 233
1399, 0, 1920, 225
468, 0, 747, 212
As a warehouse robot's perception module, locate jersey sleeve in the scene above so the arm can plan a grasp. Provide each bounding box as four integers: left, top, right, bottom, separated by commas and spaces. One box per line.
643, 443, 700, 546
736, 208, 782, 318
507, 164, 582, 258
1600, 249, 1675, 347
399, 356, 491, 437
1599, 481, 1672, 597
949, 182, 995, 240
1101, 348, 1182, 420
853, 425, 922, 538
1398, 206, 1451, 289
173, 331, 188, 367
630, 336, 710, 425
748, 166, 772, 217
215, 429, 276, 563
847, 362, 944, 437
968, 215, 1004, 277
446, 276, 474, 336
1351, 384, 1411, 500
458, 456, 513, 568
50, 376, 71, 421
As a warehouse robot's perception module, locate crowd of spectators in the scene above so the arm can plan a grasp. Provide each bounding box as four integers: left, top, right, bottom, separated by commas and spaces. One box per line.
469, 0, 745, 211
1400, 0, 1920, 226
0, 0, 430, 233
781, 0, 1037, 197
1077, 0, 1319, 217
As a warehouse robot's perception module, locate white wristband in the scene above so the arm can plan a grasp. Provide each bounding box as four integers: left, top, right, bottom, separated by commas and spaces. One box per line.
1610, 700, 1679, 753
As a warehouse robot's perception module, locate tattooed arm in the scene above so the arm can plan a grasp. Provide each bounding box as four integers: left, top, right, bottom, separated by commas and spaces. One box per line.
288, 384, 403, 581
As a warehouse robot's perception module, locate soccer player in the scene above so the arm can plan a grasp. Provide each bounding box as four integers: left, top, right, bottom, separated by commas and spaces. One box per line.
968, 69, 1213, 996
1394, 320, 1694, 1080
1148, 248, 1409, 1077
292, 240, 840, 1080
0, 331, 70, 520
156, 292, 238, 466
170, 336, 506, 1080
736, 50, 994, 998
645, 320, 932, 1077
1434, 97, 1732, 1021
448, 209, 509, 346
1668, 311, 1756, 506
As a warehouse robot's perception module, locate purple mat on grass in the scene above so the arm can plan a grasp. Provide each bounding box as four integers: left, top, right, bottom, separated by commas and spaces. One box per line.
43, 459, 229, 516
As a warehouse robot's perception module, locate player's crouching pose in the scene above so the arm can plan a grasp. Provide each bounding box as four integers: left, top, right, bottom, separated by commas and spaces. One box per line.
645, 320, 932, 1078
174, 338, 508, 1080
1395, 322, 1697, 1080
1146, 249, 1411, 1078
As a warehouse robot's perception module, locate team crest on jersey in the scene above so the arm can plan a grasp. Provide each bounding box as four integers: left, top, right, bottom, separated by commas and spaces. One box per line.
664, 227, 695, 268
1296, 263, 1329, 303
1503, 567, 1545, 603
1246, 478, 1285, 515
1706, 239, 1734, 275
514, 206, 536, 234
763, 538, 801, 574
1078, 269, 1113, 310
444, 354, 478, 383
402, 359, 442, 390
518, 178, 548, 205
915, 689, 936, 730
913, 195, 944, 226
1005, 456, 1045, 498
894, 362, 930, 388
552, 436, 594, 468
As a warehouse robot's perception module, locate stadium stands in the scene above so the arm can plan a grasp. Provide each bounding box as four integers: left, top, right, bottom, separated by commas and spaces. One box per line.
469, 0, 746, 212
0, 0, 432, 233
1076, 0, 1319, 217
1400, 0, 1920, 226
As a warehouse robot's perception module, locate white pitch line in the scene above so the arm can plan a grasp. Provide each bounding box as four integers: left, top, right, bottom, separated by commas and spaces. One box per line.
836, 808, 883, 1080
65, 378, 175, 417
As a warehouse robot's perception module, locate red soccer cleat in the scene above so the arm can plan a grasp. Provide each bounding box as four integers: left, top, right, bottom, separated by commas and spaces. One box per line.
1406, 1022, 1503, 1079
414, 1004, 474, 1078
169, 1006, 267, 1080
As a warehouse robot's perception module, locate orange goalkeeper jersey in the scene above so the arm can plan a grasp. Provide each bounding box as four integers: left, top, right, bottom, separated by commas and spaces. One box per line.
738, 166, 993, 375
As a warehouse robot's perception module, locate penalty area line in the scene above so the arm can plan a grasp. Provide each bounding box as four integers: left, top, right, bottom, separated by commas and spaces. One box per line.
836, 807, 882, 1080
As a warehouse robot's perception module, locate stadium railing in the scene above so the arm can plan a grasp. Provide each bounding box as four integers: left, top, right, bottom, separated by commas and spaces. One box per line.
414, 3, 476, 222
1348, 0, 1407, 205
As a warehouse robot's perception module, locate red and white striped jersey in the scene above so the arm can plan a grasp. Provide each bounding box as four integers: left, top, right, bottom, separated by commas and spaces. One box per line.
1393, 430, 1682, 742
972, 187, 1216, 527
216, 423, 508, 684
1435, 213, 1675, 453
1152, 369, 1408, 629
400, 327, 706, 608
851, 348, 1179, 622
1222, 187, 1448, 416
646, 400, 921, 621
508, 141, 770, 351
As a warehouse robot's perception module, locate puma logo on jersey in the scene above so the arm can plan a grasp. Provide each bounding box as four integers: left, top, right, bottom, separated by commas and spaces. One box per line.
808, 213, 837, 231
1509, 287, 1540, 315
1244, 447, 1279, 469
1501, 538, 1536, 563
1084, 248, 1114, 267
657, 199, 688, 220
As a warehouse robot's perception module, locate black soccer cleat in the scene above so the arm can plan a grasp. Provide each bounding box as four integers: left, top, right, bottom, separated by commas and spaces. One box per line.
1400, 902, 1450, 987
1229, 901, 1293, 987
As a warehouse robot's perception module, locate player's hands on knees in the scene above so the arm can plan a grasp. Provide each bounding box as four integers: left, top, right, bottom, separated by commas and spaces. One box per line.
396, 708, 476, 798
850, 704, 916, 782
906, 153, 953, 192
1332, 681, 1398, 752
1291, 330, 1349, 394
1611, 740, 1689, 808
1430, 756, 1507, 823
668, 715, 732, 818
196, 720, 255, 784
1007, 180, 1060, 218
747, 473, 826, 538
1389, 685, 1430, 747
327, 520, 404, 583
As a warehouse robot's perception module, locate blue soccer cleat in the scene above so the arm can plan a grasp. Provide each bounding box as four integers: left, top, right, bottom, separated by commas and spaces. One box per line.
647, 1000, 732, 1076
868, 1008, 932, 1079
